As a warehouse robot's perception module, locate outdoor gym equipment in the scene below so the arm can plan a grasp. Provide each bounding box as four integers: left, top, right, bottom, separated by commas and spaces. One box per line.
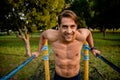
83, 41, 89, 80
0, 41, 120, 80
0, 55, 35, 80
43, 40, 50, 80
0, 40, 50, 80
96, 53, 120, 73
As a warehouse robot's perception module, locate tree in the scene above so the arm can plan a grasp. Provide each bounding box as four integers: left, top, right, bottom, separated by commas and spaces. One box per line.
91, 0, 120, 38
67, 0, 120, 31
68, 0, 94, 28
0, 0, 13, 35
0, 0, 65, 56
92, 0, 120, 29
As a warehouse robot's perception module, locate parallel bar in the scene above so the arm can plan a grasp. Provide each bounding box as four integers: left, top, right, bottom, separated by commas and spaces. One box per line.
83, 41, 89, 80
0, 55, 35, 80
96, 53, 120, 73
43, 40, 50, 80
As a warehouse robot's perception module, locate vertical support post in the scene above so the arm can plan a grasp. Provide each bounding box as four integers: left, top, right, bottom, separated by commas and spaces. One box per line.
83, 41, 89, 80
43, 40, 50, 80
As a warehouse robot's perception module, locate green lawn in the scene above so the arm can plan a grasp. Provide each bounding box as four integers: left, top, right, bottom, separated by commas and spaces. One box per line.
0, 32, 120, 80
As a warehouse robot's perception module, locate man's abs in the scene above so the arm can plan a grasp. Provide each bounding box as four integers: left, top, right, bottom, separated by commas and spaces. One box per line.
54, 55, 80, 78
51, 40, 82, 78
55, 63, 80, 78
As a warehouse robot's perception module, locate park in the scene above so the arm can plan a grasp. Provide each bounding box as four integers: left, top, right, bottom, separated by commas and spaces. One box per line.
0, 0, 120, 80
0, 30, 120, 80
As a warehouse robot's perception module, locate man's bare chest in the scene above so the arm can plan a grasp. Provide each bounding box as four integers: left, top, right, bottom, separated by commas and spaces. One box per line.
51, 41, 83, 59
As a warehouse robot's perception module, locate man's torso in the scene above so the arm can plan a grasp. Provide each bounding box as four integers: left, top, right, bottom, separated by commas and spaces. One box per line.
46, 29, 86, 78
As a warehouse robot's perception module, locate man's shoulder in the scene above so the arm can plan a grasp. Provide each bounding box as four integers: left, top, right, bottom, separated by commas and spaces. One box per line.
46, 29, 58, 32
76, 28, 90, 42
45, 29, 58, 42
77, 28, 89, 33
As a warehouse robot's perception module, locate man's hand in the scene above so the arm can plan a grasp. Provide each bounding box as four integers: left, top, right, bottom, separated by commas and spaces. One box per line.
91, 49, 101, 57
32, 51, 40, 58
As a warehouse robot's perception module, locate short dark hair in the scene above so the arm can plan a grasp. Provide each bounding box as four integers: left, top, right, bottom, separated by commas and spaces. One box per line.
58, 10, 78, 25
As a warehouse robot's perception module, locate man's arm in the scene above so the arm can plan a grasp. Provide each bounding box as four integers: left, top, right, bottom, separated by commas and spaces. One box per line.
86, 29, 94, 48
78, 28, 94, 48
79, 28, 100, 56
86, 29, 100, 56
32, 31, 47, 57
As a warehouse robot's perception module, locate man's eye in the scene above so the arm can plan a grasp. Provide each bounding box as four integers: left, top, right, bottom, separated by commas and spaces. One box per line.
71, 25, 75, 28
62, 25, 67, 28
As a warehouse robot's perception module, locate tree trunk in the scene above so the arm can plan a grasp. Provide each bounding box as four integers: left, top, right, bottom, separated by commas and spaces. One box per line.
23, 34, 31, 56
7, 29, 10, 35
102, 26, 106, 39
17, 27, 31, 57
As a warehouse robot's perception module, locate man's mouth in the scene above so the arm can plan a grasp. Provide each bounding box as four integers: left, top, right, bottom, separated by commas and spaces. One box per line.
64, 33, 74, 40
66, 34, 72, 38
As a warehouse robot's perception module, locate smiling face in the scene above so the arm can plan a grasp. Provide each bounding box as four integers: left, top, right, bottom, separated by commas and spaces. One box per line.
59, 17, 77, 42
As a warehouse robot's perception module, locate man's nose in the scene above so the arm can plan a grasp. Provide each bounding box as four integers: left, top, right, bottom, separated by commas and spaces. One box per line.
66, 27, 72, 34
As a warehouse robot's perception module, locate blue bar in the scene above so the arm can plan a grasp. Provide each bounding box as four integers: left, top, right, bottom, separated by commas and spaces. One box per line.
83, 44, 90, 50
0, 55, 35, 80
42, 45, 48, 51
96, 53, 120, 73
84, 55, 89, 60
43, 55, 49, 60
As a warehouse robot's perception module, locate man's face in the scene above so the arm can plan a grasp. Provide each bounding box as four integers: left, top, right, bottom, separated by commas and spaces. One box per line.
59, 17, 77, 42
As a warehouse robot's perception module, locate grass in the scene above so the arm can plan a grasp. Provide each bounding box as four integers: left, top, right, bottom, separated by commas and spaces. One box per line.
0, 31, 120, 80
89, 32, 120, 80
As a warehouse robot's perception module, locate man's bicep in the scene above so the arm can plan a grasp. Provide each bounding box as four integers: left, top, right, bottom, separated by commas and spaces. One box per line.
41, 29, 53, 40
78, 28, 90, 38
41, 31, 48, 39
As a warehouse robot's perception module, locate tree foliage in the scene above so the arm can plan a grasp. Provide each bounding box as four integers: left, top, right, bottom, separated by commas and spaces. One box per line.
68, 0, 120, 30
69, 0, 94, 28
92, 0, 120, 30
7, 0, 65, 31
0, 0, 65, 56
0, 0, 13, 34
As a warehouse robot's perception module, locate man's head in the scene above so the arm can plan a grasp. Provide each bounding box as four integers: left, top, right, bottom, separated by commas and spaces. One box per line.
58, 10, 78, 42
58, 10, 78, 25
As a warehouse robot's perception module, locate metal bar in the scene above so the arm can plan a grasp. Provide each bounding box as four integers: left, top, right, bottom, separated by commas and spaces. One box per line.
83, 41, 89, 80
43, 40, 50, 80
0, 55, 35, 80
96, 53, 120, 73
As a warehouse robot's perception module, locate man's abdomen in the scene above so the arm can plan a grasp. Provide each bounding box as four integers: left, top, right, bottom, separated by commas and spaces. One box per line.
55, 61, 80, 78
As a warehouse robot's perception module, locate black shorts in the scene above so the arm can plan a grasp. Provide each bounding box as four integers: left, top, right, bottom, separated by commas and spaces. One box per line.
54, 72, 80, 80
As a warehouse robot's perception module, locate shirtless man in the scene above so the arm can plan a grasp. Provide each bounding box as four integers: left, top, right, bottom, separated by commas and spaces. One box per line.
32, 10, 100, 80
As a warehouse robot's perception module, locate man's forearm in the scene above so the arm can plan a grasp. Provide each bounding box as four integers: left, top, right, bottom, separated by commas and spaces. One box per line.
37, 32, 47, 53
38, 39, 46, 52
86, 31, 94, 48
